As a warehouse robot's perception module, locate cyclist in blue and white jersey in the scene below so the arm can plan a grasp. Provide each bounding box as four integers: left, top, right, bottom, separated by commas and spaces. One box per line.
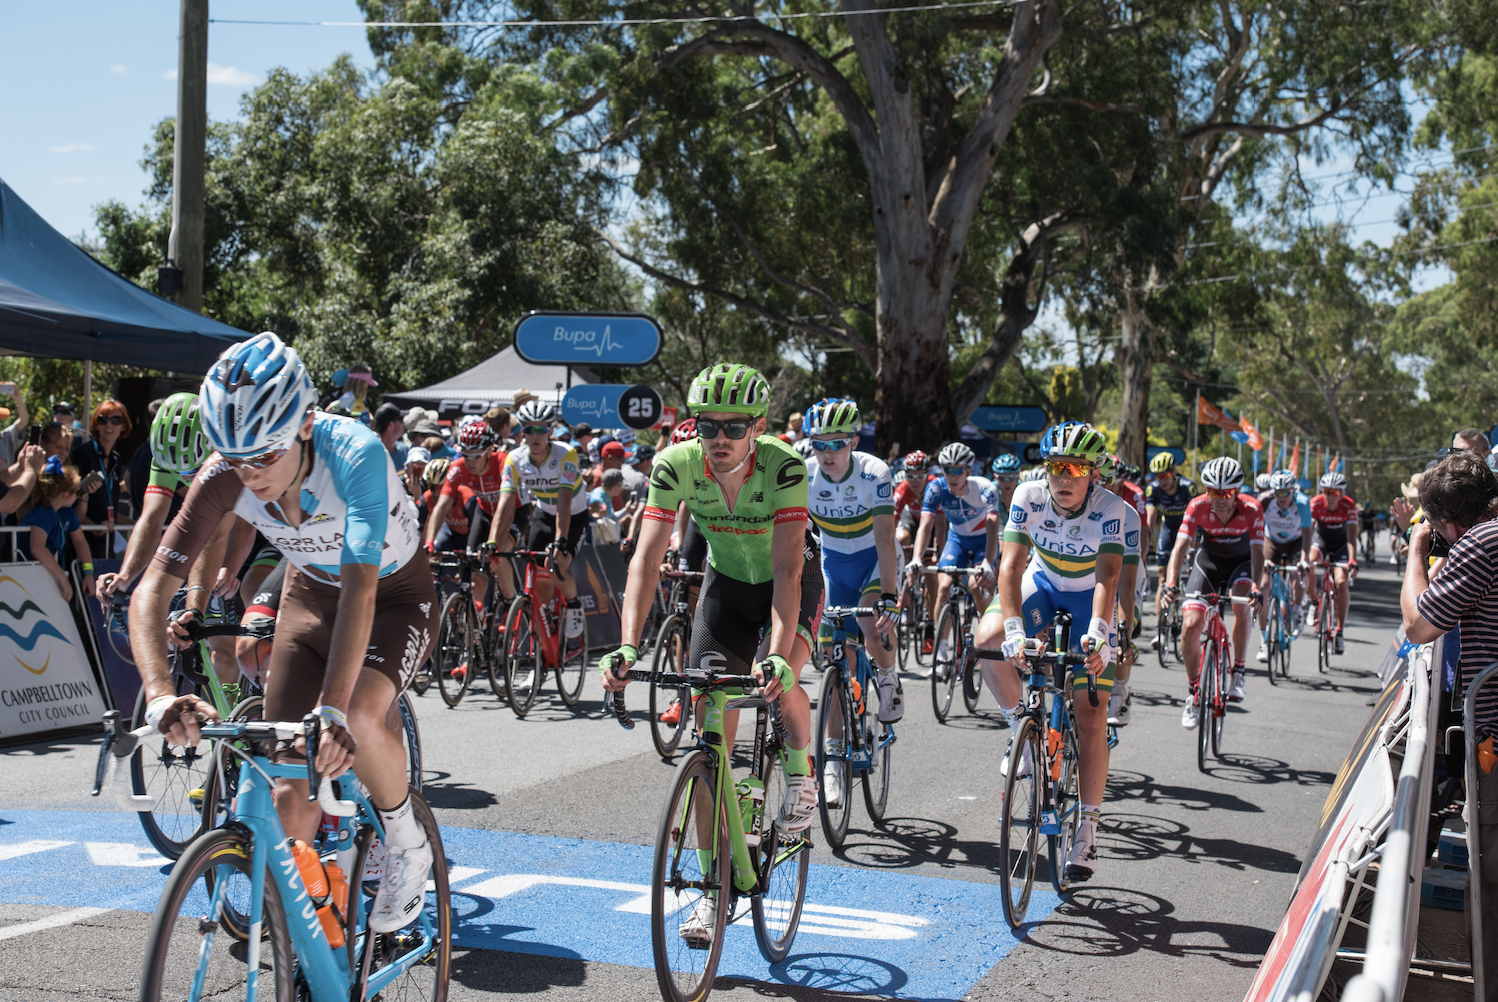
991, 452, 1023, 513
906, 442, 999, 631
974, 421, 1130, 882
1255, 468, 1312, 663
130, 332, 436, 934
1097, 452, 1143, 727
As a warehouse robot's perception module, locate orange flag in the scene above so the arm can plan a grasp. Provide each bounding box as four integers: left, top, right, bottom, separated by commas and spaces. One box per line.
1289, 442, 1301, 475
1240, 417, 1263, 452
1196, 397, 1242, 433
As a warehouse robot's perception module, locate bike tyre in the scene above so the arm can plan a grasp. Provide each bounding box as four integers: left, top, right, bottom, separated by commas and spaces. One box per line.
435, 592, 474, 707
129, 683, 213, 861
649, 616, 692, 758
930, 604, 960, 723
1196, 640, 1214, 774
399, 690, 424, 793
1317, 593, 1331, 674
752, 720, 810, 964
962, 646, 983, 713
1265, 597, 1281, 686
815, 665, 854, 851
1048, 730, 1080, 895
504, 600, 541, 718
860, 697, 892, 825
1210, 646, 1226, 760
650, 751, 729, 1002
999, 715, 1042, 928
556, 602, 589, 708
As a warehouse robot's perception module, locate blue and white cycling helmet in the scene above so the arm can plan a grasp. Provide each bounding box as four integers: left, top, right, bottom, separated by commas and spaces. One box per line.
200, 332, 317, 458
1270, 470, 1298, 492
991, 453, 1022, 475
1040, 421, 1108, 465
802, 397, 861, 437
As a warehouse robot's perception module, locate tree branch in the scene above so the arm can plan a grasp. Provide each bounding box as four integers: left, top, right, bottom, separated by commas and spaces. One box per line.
1180, 98, 1350, 144
1022, 94, 1141, 113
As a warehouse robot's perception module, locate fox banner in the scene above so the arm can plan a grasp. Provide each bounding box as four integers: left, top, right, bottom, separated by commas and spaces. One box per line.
0, 564, 107, 742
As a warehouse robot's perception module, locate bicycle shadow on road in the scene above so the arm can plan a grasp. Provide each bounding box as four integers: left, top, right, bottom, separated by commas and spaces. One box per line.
422, 769, 501, 811
1103, 811, 1303, 874
832, 816, 1008, 874
448, 940, 588, 993
1105, 768, 1265, 813
1195, 752, 1337, 788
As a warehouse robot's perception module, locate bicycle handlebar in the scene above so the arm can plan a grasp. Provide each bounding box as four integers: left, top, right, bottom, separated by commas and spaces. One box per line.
1183, 592, 1258, 605
971, 643, 1098, 705
604, 669, 775, 731
821, 605, 894, 651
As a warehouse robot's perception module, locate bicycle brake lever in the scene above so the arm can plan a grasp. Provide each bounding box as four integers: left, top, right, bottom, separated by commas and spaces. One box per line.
303, 713, 321, 803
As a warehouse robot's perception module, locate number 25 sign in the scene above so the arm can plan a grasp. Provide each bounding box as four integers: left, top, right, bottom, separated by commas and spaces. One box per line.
561, 384, 664, 430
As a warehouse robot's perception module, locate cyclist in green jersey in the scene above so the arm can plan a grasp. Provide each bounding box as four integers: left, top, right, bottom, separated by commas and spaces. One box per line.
601, 365, 824, 850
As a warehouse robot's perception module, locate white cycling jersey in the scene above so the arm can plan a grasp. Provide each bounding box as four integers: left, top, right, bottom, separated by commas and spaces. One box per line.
1260, 492, 1312, 545
807, 452, 895, 555
500, 441, 588, 516
1003, 480, 1131, 592
921, 475, 999, 537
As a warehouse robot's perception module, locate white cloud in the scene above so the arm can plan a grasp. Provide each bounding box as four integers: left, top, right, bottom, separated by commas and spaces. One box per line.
110, 65, 127, 76
164, 64, 258, 86
53, 176, 109, 185
49, 143, 96, 154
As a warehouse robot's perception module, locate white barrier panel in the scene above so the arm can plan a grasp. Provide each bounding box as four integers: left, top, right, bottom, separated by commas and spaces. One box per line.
0, 564, 106, 740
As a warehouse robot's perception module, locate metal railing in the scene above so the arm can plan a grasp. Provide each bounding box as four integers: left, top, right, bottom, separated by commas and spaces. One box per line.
1461, 661, 1496, 1002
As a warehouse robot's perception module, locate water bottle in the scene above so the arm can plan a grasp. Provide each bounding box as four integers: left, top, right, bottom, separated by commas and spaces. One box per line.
290, 839, 345, 948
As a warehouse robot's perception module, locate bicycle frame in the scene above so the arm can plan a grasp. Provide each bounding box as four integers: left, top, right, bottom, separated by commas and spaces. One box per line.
514, 551, 566, 669
823, 611, 896, 772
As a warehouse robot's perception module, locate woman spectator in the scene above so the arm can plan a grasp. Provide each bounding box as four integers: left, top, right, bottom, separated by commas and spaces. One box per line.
71, 398, 131, 558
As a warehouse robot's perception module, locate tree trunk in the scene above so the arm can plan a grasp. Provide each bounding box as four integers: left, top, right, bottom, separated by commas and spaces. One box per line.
875, 262, 958, 455
1115, 293, 1152, 466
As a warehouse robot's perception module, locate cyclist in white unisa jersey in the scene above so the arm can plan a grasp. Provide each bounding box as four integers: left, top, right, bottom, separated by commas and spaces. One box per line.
802, 399, 903, 807
973, 421, 1128, 883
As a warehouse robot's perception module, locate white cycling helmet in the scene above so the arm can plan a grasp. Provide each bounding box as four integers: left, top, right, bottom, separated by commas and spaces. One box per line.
1270, 470, 1298, 492
1199, 456, 1245, 491
200, 332, 317, 458
514, 400, 555, 426
1020, 466, 1047, 482
937, 442, 976, 468
794, 437, 815, 458
1255, 473, 1272, 492
1319, 471, 1347, 490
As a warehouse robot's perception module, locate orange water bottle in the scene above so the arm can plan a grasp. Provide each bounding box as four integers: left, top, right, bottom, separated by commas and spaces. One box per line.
290, 839, 346, 948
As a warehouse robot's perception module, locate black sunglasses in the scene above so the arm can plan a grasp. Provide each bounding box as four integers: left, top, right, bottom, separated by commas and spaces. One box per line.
697, 417, 754, 441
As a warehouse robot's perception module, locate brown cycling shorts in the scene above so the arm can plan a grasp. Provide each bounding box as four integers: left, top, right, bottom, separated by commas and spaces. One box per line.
262, 556, 438, 723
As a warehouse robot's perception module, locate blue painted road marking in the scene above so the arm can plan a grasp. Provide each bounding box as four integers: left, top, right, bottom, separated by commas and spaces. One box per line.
0, 809, 1058, 999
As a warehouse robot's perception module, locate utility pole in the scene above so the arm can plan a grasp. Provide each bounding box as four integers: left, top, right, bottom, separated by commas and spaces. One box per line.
165, 0, 207, 312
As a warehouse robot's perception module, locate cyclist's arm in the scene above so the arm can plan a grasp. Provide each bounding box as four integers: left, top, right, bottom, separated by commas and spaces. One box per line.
105, 488, 174, 592
492, 493, 516, 544
765, 518, 806, 662
996, 539, 1029, 623
1250, 541, 1265, 587
873, 512, 898, 595
1090, 552, 1123, 638
619, 513, 673, 649
1300, 525, 1313, 563
321, 562, 380, 715
1146, 505, 1161, 545
910, 511, 936, 565
1116, 560, 1137, 631
983, 510, 999, 567
186, 513, 234, 617
424, 492, 455, 546
218, 515, 257, 593
1165, 532, 1190, 589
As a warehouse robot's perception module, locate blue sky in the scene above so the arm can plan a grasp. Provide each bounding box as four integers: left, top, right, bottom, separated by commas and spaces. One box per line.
0, 1, 377, 240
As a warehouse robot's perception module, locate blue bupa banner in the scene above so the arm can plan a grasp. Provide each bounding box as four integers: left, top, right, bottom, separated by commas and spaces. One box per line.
969, 406, 1048, 433
514, 312, 662, 367
562, 385, 625, 428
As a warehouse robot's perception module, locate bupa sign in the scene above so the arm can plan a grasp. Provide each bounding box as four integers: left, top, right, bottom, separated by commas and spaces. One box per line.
562, 385, 665, 431
514, 312, 662, 367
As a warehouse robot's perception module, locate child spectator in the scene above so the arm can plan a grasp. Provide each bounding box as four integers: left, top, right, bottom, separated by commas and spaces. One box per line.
21, 456, 95, 602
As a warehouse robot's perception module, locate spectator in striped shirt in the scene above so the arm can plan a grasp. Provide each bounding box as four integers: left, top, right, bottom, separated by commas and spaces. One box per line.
1399, 449, 1498, 985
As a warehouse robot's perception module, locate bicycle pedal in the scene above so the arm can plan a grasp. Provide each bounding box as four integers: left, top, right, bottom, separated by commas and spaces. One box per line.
1039, 811, 1061, 835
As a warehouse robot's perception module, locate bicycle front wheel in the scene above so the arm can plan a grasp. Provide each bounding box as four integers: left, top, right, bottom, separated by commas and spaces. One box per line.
139, 827, 297, 1000
651, 751, 730, 1002
999, 716, 1042, 927
435, 592, 475, 707
815, 664, 854, 850
556, 603, 589, 708
753, 728, 811, 964
1209, 646, 1226, 760
1155, 603, 1171, 668
649, 616, 692, 758
1317, 594, 1331, 673
1265, 597, 1281, 686
930, 603, 960, 723
504, 600, 541, 718
130, 684, 213, 860
1048, 728, 1080, 895
399, 690, 424, 793
1196, 641, 1216, 774
962, 649, 983, 713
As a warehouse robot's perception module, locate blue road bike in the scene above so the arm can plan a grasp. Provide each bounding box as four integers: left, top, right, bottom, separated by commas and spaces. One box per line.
1261, 561, 1299, 682
815, 605, 897, 850
94, 710, 450, 1001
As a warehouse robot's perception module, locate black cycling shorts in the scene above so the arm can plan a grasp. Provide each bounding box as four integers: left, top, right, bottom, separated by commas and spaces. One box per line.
897, 507, 919, 536
527, 507, 588, 555
1184, 550, 1254, 608
1312, 526, 1351, 563
1263, 538, 1301, 566
690, 532, 824, 675
246, 558, 287, 619
679, 516, 707, 573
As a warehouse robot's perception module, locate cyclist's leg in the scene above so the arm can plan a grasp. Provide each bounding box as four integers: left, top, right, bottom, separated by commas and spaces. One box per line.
1332, 550, 1351, 631
1309, 543, 1325, 601
680, 517, 707, 617
1179, 556, 1215, 684
525, 511, 559, 604
237, 559, 285, 684
1061, 587, 1111, 878
551, 513, 589, 603
466, 502, 493, 608
1226, 561, 1255, 664
819, 549, 871, 742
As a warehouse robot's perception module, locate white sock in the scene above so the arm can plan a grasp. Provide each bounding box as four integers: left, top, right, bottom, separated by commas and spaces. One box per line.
377, 796, 424, 850
1079, 804, 1102, 842
1001, 702, 1022, 730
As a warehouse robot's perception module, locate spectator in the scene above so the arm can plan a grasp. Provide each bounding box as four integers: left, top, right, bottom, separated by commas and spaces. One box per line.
0, 444, 44, 516
572, 423, 596, 461
39, 421, 73, 463
632, 444, 656, 478
590, 440, 647, 496
403, 446, 431, 499
420, 434, 454, 462
71, 398, 132, 558
1398, 449, 1498, 984
1453, 427, 1498, 472
127, 397, 168, 519
0, 379, 28, 468
779, 413, 803, 444
483, 406, 512, 440
333, 362, 377, 424
373, 402, 408, 470
588, 468, 629, 543
20, 456, 94, 603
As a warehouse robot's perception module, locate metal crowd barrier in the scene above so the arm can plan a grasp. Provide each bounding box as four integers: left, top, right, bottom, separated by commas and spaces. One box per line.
1460, 661, 1497, 1002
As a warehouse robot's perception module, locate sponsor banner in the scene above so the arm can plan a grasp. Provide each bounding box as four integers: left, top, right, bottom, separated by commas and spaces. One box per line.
970, 406, 1048, 433
574, 539, 621, 651
0, 565, 107, 741
514, 312, 662, 367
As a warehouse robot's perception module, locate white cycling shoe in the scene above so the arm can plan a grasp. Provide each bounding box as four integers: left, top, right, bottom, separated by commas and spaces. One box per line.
1292, 606, 1305, 633
1064, 821, 1099, 883
822, 743, 845, 809
1106, 683, 1131, 727
1334, 632, 1345, 655
564, 604, 585, 638
1181, 692, 1200, 729
999, 736, 1034, 779
1255, 645, 1269, 664
370, 838, 433, 933
679, 895, 716, 950
1227, 670, 1246, 702
877, 672, 904, 723
778, 774, 819, 834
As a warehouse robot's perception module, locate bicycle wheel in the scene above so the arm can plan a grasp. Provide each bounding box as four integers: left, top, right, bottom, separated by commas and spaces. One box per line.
435, 592, 475, 707
962, 648, 983, 713
1170, 610, 1183, 662
753, 729, 811, 964
649, 616, 692, 758
504, 600, 541, 718
1209, 646, 1226, 760
1196, 641, 1215, 773
1048, 729, 1080, 895
815, 664, 854, 850
894, 582, 912, 673
860, 696, 892, 825
650, 751, 730, 1002
106, 607, 135, 665
486, 599, 510, 701
399, 690, 424, 793
350, 790, 451, 1001
129, 683, 214, 860
1317, 592, 1331, 673
1265, 597, 1281, 686
999, 715, 1042, 927
930, 603, 960, 723
556, 602, 589, 707
912, 603, 934, 670
1278, 600, 1293, 679
139, 827, 297, 1000
1155, 602, 1171, 668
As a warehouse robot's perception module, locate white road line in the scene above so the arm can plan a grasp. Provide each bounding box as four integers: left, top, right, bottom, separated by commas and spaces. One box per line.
0, 907, 111, 942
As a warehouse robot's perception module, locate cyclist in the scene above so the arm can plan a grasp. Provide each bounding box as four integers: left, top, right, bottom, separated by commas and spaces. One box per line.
423, 416, 516, 610
1255, 472, 1273, 495
129, 332, 435, 934
1097, 453, 1144, 726
974, 421, 1129, 882
496, 401, 588, 637
991, 452, 1022, 511
1308, 470, 1359, 655
802, 398, 902, 808
894, 449, 940, 653
599, 363, 824, 863
906, 442, 999, 655
1146, 452, 1195, 650
1162, 457, 1264, 719
1255, 469, 1312, 664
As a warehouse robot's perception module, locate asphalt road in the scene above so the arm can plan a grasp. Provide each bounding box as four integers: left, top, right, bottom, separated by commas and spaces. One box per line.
0, 543, 1407, 1002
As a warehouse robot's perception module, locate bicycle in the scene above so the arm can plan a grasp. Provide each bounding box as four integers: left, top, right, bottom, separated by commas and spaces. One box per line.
1310, 559, 1348, 674
894, 556, 924, 674
104, 590, 135, 664
1153, 542, 1193, 667
648, 568, 705, 758
608, 669, 811, 1002
503, 548, 589, 717
1186, 590, 1255, 773
93, 711, 450, 1001
429, 548, 511, 707
926, 566, 987, 722
971, 616, 1093, 927
815, 605, 896, 850
1261, 562, 1299, 683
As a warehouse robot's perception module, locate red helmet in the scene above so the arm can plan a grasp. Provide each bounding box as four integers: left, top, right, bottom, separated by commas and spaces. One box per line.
457, 416, 494, 452
670, 418, 697, 444
904, 450, 928, 471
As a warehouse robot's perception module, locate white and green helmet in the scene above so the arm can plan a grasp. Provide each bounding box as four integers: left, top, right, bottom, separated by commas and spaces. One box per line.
1042, 421, 1109, 465
151, 392, 211, 476
687, 363, 771, 417
802, 397, 860, 437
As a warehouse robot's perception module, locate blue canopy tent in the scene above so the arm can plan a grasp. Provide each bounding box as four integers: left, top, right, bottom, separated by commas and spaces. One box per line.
0, 179, 247, 371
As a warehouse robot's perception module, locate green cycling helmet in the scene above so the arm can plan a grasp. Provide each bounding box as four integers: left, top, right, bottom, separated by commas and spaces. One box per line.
802, 397, 860, 437
151, 392, 211, 476
687, 363, 771, 418
1042, 421, 1109, 465
1149, 451, 1175, 474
